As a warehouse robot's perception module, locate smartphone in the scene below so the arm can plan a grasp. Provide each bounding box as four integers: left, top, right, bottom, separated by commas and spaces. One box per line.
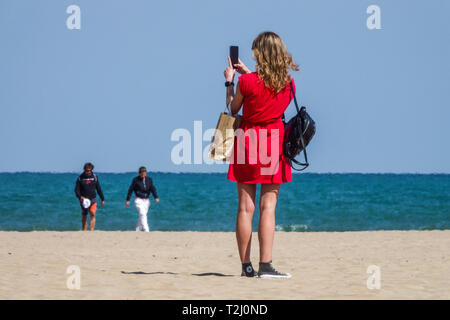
230, 46, 239, 69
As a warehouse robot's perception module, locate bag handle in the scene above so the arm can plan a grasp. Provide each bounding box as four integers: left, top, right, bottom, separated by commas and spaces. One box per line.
290, 134, 309, 171
225, 83, 236, 115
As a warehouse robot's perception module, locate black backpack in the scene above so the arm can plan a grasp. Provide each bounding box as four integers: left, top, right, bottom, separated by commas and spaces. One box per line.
282, 81, 316, 171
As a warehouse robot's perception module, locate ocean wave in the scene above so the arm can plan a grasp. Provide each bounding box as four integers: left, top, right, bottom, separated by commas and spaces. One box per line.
275, 224, 308, 232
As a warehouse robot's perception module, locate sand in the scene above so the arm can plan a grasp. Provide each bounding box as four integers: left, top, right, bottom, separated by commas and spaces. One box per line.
0, 230, 449, 299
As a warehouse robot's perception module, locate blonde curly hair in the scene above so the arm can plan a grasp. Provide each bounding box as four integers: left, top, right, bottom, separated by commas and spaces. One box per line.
251, 31, 299, 94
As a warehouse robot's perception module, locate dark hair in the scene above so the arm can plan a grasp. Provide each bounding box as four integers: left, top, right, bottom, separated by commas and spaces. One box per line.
83, 162, 94, 171
138, 166, 147, 173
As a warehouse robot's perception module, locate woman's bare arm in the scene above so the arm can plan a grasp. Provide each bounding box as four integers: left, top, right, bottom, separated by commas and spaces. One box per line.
224, 56, 245, 115
227, 83, 244, 115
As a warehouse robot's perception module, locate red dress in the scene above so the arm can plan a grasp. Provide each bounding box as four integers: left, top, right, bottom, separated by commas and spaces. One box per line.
227, 72, 295, 184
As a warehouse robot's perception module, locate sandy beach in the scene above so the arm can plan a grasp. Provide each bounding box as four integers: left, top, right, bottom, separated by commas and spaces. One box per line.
0, 230, 449, 299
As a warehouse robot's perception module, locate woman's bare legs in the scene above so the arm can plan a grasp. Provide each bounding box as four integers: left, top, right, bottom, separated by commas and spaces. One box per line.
236, 182, 257, 263
258, 183, 281, 263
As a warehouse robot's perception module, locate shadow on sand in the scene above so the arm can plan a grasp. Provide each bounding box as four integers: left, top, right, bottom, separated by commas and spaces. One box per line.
121, 271, 178, 275
121, 271, 235, 277
191, 272, 234, 277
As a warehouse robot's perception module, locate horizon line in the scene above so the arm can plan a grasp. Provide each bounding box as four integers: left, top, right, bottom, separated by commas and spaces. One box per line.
0, 171, 449, 175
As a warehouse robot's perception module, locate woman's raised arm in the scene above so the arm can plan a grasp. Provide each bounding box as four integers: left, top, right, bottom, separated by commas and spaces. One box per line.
224, 56, 244, 115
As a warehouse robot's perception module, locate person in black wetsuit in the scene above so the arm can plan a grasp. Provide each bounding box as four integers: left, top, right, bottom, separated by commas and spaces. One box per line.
125, 166, 159, 232
74, 162, 105, 231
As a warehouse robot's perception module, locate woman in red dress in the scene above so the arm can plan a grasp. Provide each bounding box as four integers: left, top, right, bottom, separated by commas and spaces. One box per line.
224, 31, 299, 278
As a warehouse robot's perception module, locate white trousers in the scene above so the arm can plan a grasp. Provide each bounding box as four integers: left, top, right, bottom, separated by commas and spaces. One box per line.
135, 197, 150, 232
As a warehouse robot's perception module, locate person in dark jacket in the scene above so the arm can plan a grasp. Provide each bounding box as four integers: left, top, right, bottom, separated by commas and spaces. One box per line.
74, 162, 105, 231
125, 166, 159, 232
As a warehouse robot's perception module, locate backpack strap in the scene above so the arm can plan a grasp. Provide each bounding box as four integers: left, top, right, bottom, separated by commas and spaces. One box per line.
282, 79, 299, 122
289, 80, 300, 114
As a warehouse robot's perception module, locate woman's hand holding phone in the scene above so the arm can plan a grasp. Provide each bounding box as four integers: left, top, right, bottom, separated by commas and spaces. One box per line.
224, 56, 251, 82
234, 58, 251, 75
224, 56, 235, 82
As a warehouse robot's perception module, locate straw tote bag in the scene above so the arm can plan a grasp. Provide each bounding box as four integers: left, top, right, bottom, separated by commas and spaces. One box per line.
208, 108, 242, 162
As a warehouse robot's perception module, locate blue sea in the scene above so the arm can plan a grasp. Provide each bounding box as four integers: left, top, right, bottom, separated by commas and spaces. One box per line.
0, 173, 448, 232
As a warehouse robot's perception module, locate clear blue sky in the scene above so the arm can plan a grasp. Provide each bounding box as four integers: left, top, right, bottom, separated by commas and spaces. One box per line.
0, 0, 449, 173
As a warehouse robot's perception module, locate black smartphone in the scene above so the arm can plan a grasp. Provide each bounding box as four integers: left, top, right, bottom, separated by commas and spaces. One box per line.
230, 46, 239, 69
